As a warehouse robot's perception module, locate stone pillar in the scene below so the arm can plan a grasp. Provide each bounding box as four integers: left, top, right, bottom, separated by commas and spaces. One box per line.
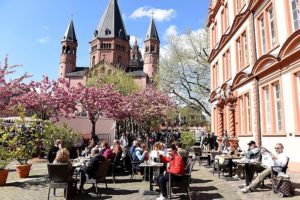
217, 105, 224, 145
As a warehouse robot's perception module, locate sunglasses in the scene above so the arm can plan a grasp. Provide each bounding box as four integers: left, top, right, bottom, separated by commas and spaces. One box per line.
275, 147, 280, 149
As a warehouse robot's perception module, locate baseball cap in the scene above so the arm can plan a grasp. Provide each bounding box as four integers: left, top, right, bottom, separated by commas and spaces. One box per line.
247, 141, 256, 145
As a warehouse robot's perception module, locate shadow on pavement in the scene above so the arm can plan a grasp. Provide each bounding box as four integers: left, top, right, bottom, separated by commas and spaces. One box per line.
190, 185, 218, 191
5, 177, 48, 188
191, 192, 224, 200
74, 187, 139, 199
191, 178, 213, 184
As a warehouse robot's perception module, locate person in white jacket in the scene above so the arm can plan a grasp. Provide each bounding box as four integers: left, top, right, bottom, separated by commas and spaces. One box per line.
241, 143, 288, 193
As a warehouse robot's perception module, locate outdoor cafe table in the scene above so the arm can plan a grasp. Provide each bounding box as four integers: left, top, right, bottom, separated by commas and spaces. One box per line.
202, 150, 217, 166
139, 162, 164, 195
224, 155, 242, 177
234, 160, 261, 186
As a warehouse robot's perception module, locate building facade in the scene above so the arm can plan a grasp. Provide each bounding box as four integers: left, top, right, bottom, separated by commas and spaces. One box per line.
59, 0, 160, 89
208, 0, 300, 171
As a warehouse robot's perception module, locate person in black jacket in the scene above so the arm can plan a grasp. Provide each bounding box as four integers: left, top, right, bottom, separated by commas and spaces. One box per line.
78, 148, 105, 192
47, 139, 62, 163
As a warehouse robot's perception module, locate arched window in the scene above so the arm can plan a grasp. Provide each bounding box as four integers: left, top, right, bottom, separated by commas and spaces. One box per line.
151, 45, 155, 52
62, 46, 66, 54
66, 46, 70, 54
117, 56, 122, 66
92, 56, 96, 66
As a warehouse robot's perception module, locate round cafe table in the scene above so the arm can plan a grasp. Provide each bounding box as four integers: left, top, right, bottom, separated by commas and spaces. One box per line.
139, 162, 164, 195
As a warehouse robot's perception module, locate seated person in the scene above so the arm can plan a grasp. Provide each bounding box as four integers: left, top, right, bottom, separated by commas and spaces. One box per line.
112, 139, 123, 156
132, 143, 149, 175
81, 137, 97, 157
47, 139, 62, 163
237, 141, 261, 180
100, 141, 114, 160
150, 142, 165, 162
241, 143, 288, 193
156, 144, 185, 200
53, 148, 73, 180
129, 140, 139, 158
78, 148, 106, 192
174, 141, 189, 158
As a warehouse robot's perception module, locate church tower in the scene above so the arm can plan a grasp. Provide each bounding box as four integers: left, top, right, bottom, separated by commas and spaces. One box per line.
59, 20, 77, 79
143, 16, 160, 82
90, 0, 130, 70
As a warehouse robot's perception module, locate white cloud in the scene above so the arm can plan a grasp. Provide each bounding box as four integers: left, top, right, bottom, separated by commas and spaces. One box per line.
37, 36, 50, 44
130, 35, 142, 46
130, 7, 176, 22
159, 45, 168, 59
165, 25, 177, 36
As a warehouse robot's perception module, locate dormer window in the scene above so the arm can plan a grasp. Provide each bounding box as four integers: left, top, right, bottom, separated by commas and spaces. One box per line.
105, 29, 111, 35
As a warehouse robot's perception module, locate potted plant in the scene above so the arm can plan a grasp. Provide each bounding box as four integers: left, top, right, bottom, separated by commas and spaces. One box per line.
7, 115, 43, 178
0, 131, 12, 185
0, 148, 11, 185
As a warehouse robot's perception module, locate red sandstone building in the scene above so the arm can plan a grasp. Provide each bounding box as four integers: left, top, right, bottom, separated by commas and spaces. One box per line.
56, 0, 160, 143
208, 0, 300, 171
59, 0, 160, 89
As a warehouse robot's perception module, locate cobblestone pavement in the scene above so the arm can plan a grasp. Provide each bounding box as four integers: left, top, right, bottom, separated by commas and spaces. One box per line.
0, 160, 299, 200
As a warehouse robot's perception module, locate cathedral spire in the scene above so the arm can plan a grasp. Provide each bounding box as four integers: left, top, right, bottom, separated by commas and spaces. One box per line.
145, 16, 159, 42
63, 19, 77, 41
95, 0, 129, 41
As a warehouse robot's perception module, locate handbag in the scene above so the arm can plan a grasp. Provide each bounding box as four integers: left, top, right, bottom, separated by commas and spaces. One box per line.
272, 177, 295, 197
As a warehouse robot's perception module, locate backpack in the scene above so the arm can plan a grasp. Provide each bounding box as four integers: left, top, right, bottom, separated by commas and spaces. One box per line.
272, 177, 295, 197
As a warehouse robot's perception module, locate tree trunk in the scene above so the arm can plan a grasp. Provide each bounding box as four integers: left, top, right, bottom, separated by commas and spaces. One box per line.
91, 121, 96, 139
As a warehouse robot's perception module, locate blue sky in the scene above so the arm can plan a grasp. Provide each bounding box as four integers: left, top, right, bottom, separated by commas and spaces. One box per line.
0, 0, 209, 81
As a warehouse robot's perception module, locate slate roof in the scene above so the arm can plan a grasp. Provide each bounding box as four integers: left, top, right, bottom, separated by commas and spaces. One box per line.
63, 20, 77, 41
145, 16, 160, 42
65, 67, 88, 77
94, 0, 129, 41
129, 70, 148, 77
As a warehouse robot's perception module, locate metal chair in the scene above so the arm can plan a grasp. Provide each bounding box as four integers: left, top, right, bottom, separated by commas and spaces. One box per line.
47, 163, 70, 200
167, 159, 195, 200
128, 151, 142, 180
194, 147, 210, 166
85, 159, 110, 196
111, 152, 123, 183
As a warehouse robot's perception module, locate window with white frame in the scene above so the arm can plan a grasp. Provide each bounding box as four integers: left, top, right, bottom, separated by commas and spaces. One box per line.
237, 38, 242, 69
246, 93, 252, 132
265, 86, 272, 132
273, 82, 283, 131
290, 0, 300, 31
243, 31, 248, 65
227, 49, 231, 79
260, 16, 266, 54
268, 7, 276, 47
225, 4, 229, 30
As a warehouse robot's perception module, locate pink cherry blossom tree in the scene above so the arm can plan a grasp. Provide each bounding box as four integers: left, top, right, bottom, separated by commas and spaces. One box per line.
0, 56, 29, 110
70, 83, 122, 138
10, 76, 76, 120
124, 86, 173, 133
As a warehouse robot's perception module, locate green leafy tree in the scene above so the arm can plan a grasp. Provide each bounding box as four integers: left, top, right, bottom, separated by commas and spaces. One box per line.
87, 65, 139, 95
43, 122, 81, 151
180, 131, 196, 149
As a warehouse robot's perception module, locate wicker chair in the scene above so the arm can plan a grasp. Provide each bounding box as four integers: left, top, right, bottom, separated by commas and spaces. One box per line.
85, 159, 110, 196
47, 163, 71, 200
